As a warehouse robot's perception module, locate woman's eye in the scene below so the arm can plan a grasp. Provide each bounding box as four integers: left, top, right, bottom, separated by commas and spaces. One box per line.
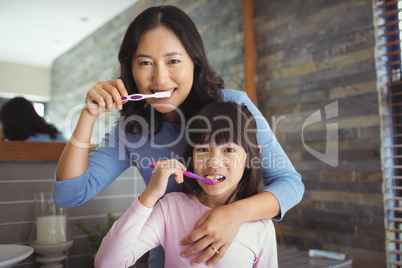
139, 61, 152, 65
169, 59, 180, 64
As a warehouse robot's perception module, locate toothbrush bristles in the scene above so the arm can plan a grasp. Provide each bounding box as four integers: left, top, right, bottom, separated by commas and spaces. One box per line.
155, 91, 171, 98
205, 176, 216, 184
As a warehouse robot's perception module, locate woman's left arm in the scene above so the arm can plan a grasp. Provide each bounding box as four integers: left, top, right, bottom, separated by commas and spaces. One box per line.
239, 89, 304, 219
180, 89, 305, 265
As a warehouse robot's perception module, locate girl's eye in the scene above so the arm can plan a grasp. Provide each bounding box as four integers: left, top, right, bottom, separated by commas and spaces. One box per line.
196, 147, 209, 152
224, 148, 235, 153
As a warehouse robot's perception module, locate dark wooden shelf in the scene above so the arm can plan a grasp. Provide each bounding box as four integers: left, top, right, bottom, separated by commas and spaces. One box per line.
0, 141, 66, 161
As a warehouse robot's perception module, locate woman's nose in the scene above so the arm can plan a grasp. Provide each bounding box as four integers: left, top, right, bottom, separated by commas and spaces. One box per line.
153, 65, 169, 85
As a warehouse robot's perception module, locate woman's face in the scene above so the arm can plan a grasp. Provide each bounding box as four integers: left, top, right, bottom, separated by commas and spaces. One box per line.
132, 26, 194, 122
192, 142, 247, 208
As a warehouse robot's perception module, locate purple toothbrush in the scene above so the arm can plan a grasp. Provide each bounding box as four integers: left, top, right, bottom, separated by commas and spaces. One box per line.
149, 162, 216, 184
91, 91, 171, 104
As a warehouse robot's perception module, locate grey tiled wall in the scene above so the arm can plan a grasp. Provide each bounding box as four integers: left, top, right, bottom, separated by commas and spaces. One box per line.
0, 161, 145, 268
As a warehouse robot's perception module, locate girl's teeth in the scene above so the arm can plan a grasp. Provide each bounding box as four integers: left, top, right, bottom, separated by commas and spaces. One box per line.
209, 175, 225, 182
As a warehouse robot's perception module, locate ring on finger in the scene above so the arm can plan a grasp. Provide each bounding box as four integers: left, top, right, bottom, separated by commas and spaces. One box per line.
211, 247, 219, 255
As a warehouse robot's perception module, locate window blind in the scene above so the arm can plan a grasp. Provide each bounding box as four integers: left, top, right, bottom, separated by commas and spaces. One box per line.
375, 0, 402, 267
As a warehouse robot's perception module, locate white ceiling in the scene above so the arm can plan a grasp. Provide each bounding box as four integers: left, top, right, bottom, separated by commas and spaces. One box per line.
0, 0, 138, 68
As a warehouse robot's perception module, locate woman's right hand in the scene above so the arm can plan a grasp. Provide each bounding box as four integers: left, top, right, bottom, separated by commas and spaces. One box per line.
139, 159, 186, 208
85, 79, 129, 117
57, 79, 129, 182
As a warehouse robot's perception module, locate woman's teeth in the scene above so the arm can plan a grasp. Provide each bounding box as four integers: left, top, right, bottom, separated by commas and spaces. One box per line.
151, 88, 176, 95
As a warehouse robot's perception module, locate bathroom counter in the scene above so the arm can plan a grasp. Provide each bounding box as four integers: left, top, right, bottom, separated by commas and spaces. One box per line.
278, 247, 352, 268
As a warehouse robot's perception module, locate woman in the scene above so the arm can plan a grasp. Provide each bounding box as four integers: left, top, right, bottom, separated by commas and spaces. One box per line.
54, 5, 304, 267
0, 97, 65, 142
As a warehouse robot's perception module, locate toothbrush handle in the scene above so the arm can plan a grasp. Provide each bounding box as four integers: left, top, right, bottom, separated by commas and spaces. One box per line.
148, 162, 205, 181
91, 95, 141, 105
182, 170, 205, 181
91, 92, 168, 104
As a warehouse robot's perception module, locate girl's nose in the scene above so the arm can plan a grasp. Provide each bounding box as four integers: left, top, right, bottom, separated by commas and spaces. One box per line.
153, 65, 169, 85
207, 155, 225, 168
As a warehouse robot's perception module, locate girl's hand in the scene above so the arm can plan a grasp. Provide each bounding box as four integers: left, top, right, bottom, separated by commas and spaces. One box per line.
85, 79, 128, 117
180, 204, 243, 266
139, 159, 186, 208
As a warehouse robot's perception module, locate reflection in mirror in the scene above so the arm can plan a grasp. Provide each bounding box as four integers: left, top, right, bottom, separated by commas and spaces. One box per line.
0, 97, 66, 143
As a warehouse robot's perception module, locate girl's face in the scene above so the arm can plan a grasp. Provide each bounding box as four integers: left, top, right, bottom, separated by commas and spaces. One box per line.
192, 142, 248, 208
131, 26, 194, 123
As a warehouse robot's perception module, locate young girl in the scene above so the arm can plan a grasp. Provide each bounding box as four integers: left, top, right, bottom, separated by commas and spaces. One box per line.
95, 102, 278, 267
54, 5, 303, 266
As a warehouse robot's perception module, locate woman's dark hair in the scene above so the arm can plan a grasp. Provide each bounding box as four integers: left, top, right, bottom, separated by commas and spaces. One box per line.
0, 97, 60, 141
182, 102, 263, 204
118, 5, 224, 135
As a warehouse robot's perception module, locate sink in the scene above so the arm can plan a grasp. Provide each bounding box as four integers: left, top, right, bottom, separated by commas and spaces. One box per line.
0, 244, 34, 268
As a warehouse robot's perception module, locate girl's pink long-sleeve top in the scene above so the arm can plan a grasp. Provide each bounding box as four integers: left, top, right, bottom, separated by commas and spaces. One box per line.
95, 192, 278, 268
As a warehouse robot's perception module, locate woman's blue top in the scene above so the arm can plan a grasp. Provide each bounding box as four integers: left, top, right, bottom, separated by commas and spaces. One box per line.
53, 89, 304, 219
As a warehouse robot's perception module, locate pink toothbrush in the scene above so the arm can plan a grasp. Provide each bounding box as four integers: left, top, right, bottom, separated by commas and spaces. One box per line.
91, 91, 171, 104
149, 162, 216, 184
